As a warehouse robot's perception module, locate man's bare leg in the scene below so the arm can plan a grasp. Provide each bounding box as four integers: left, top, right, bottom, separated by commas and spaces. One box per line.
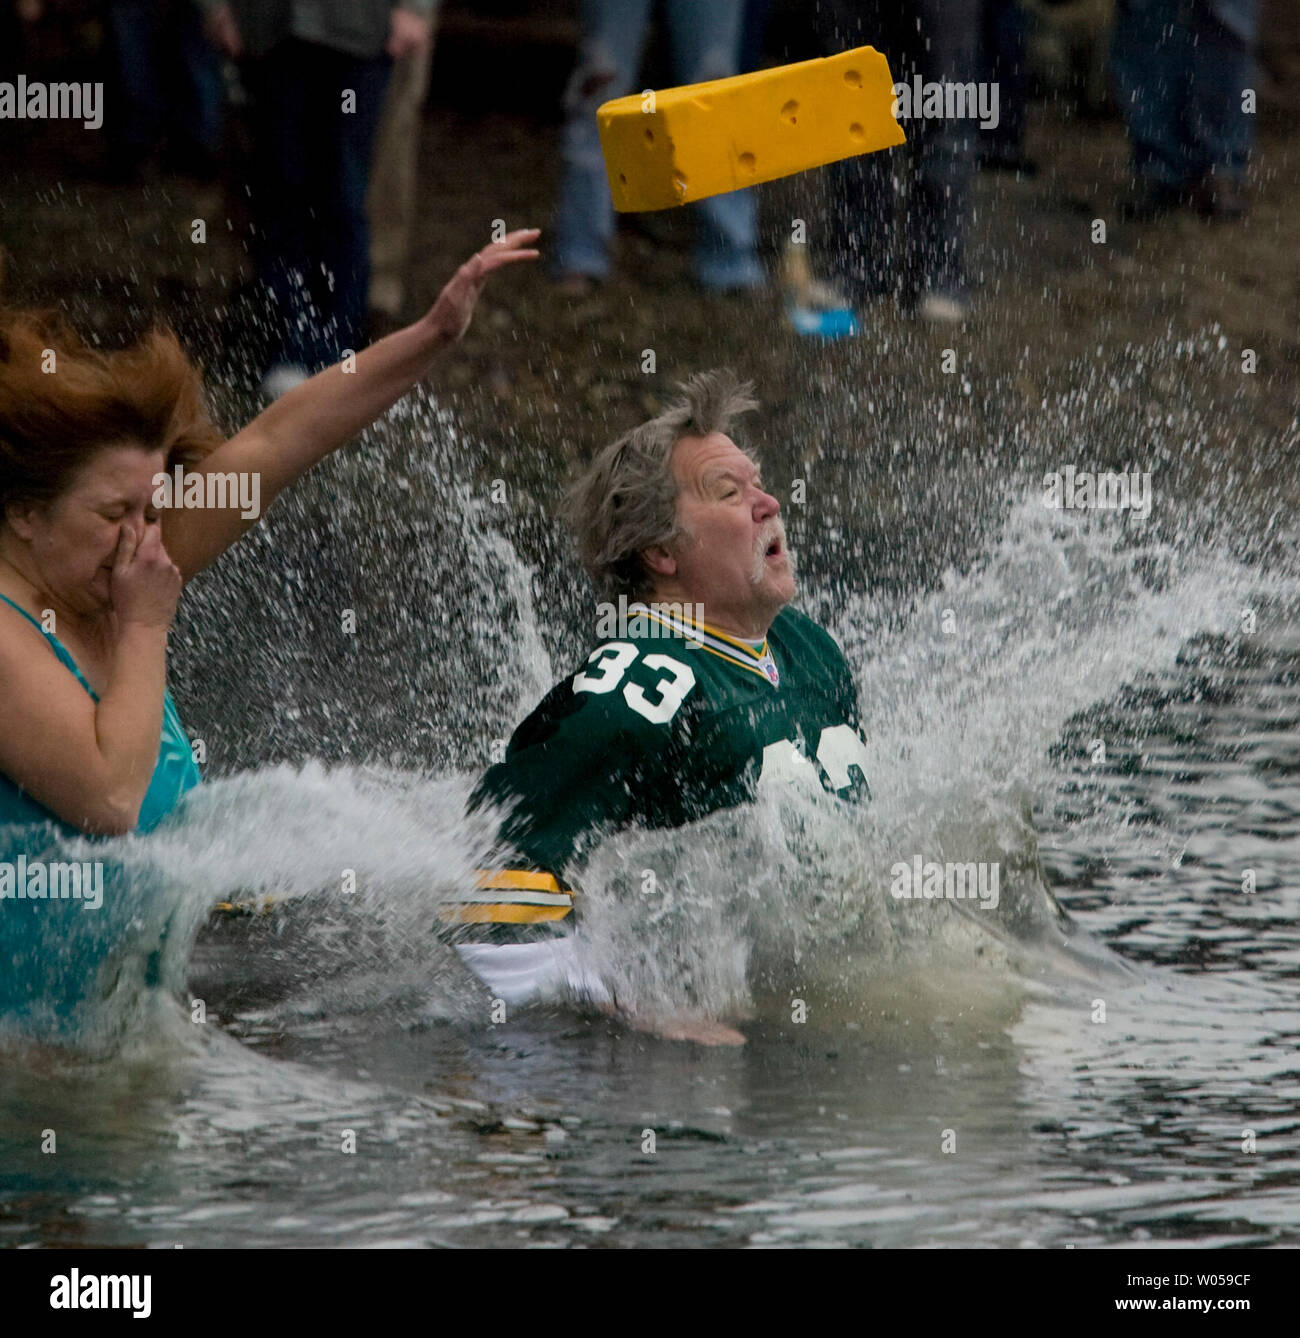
597, 1000, 746, 1046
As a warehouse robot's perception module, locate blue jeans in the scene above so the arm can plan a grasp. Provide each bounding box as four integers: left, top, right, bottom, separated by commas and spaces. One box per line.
107, 0, 224, 160
244, 39, 391, 370
554, 0, 762, 290
1111, 0, 1258, 188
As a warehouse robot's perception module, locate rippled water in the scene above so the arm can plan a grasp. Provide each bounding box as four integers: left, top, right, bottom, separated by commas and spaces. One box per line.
3, 384, 1299, 1248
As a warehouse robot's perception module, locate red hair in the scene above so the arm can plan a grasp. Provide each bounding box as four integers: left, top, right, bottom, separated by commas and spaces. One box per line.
0, 303, 223, 512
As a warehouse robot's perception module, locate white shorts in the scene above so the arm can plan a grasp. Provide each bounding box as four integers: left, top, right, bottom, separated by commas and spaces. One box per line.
454, 935, 612, 1008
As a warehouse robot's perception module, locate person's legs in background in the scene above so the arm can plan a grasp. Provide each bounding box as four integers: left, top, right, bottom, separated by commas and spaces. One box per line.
106, 0, 225, 182
552, 0, 655, 285
979, 0, 1034, 174
104, 0, 165, 181
369, 9, 438, 321
243, 40, 317, 380
826, 148, 897, 302
244, 39, 390, 388
814, 1, 900, 305
243, 40, 333, 382
1111, 0, 1199, 216
323, 49, 392, 359
739, 0, 773, 75
663, 0, 763, 290
172, 0, 225, 178
1187, 0, 1258, 217
907, 0, 979, 318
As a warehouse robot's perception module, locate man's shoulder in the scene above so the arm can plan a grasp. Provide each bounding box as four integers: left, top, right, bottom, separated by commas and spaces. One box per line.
510, 634, 702, 753
771, 605, 850, 666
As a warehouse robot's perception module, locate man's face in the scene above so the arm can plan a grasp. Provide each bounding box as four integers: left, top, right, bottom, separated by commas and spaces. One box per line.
654, 431, 795, 637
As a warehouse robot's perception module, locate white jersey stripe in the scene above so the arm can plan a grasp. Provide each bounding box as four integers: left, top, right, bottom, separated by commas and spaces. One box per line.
453, 891, 573, 907
630, 604, 780, 686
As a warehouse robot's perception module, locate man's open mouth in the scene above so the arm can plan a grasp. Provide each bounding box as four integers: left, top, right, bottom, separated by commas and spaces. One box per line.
765, 537, 781, 558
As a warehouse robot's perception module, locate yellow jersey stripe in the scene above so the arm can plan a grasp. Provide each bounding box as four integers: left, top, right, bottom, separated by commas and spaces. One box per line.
474, 868, 565, 894
636, 607, 773, 678
439, 903, 573, 925
637, 605, 766, 654
694, 623, 769, 658
696, 642, 776, 683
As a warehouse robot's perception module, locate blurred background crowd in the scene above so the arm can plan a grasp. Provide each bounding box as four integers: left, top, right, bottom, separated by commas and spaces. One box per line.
0, 0, 1294, 400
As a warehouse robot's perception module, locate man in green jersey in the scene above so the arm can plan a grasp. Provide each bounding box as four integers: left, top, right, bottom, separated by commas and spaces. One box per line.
445, 370, 870, 1042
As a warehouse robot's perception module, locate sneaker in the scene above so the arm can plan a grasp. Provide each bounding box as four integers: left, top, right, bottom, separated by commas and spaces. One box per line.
259, 363, 311, 401
1119, 180, 1189, 222
782, 245, 855, 335
918, 291, 968, 323
787, 304, 859, 338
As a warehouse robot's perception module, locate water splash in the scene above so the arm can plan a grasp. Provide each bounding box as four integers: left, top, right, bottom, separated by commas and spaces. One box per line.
10, 387, 1300, 1047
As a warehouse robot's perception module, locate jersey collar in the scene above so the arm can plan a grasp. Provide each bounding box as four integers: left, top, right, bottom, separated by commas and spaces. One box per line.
631, 603, 780, 687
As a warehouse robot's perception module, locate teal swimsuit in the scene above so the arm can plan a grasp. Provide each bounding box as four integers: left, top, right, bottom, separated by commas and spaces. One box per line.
0, 593, 201, 1032
0, 594, 199, 831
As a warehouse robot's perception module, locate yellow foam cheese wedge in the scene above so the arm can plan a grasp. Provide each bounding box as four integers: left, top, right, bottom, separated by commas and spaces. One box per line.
597, 46, 905, 213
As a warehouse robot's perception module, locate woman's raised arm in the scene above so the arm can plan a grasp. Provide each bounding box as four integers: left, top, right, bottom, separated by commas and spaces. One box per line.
163, 228, 539, 580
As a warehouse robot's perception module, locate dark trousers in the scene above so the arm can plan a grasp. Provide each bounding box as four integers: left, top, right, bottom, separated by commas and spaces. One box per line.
107, 0, 225, 164
1111, 0, 1257, 188
981, 0, 1029, 159
815, 0, 979, 301
244, 39, 391, 371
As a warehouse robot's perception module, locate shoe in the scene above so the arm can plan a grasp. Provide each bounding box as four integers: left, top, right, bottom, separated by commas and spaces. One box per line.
787, 304, 859, 338
259, 363, 311, 401
1192, 176, 1248, 221
918, 291, 968, 323
1119, 180, 1188, 222
781, 244, 856, 336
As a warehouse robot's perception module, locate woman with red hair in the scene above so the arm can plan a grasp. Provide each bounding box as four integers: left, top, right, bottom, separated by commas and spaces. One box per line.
0, 229, 537, 1030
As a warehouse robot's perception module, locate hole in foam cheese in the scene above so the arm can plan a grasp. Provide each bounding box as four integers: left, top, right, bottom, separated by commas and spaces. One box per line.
597, 46, 905, 213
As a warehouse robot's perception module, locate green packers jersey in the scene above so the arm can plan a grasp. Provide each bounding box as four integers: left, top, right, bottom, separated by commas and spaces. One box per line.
447, 604, 869, 937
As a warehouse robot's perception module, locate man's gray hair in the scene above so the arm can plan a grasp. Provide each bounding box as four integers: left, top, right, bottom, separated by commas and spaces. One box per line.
563, 369, 759, 601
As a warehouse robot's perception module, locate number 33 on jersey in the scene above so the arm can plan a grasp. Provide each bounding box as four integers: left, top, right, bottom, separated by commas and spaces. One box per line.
468, 605, 870, 881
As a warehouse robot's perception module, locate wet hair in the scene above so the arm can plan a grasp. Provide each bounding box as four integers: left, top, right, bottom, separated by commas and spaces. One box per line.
564, 368, 760, 601
0, 302, 223, 515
